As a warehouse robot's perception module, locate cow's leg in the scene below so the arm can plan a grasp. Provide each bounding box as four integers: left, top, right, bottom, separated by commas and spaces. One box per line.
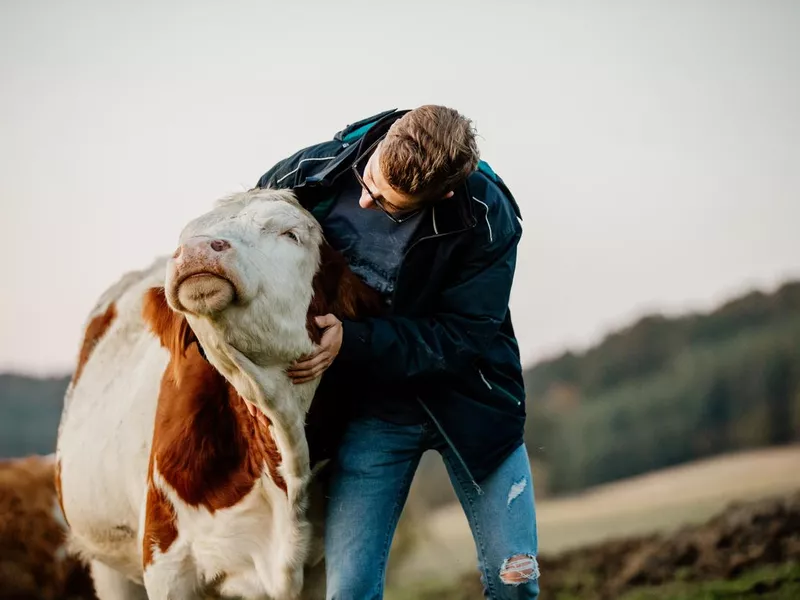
143, 549, 198, 600
90, 561, 148, 600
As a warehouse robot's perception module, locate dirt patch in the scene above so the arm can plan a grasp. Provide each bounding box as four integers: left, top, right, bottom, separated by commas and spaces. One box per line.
540, 490, 800, 599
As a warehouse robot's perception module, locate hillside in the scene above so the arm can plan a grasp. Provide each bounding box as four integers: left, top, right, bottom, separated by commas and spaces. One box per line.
2, 281, 799, 500
0, 374, 70, 458
522, 280, 800, 495
403, 280, 800, 510
392, 445, 800, 587
388, 481, 800, 600
524, 281, 800, 400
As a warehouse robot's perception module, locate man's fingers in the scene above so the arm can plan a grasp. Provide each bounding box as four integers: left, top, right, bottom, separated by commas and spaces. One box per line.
287, 316, 340, 383
290, 361, 331, 384
288, 351, 329, 374
290, 324, 339, 369
293, 372, 322, 384
290, 347, 323, 369
288, 355, 330, 377
290, 366, 326, 380
320, 326, 341, 346
314, 314, 339, 329
290, 357, 332, 379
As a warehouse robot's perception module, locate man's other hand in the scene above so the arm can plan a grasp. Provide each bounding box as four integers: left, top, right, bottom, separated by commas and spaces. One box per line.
287, 314, 343, 384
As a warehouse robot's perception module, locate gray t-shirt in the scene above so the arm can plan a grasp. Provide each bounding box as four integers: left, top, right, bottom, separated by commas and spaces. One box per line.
321, 173, 428, 424
321, 174, 425, 308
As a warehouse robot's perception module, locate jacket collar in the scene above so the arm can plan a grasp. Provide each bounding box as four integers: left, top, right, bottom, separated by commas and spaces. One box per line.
309, 108, 478, 235
305, 110, 411, 188
425, 186, 477, 236
334, 108, 403, 143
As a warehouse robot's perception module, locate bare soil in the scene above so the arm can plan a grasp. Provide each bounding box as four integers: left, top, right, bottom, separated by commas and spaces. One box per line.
540, 490, 800, 599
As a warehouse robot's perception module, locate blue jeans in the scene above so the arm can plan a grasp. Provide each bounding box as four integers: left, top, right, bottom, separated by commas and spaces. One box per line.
324, 416, 540, 599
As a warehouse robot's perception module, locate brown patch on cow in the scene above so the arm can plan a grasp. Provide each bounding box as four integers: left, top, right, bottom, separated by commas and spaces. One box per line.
72, 303, 117, 386
306, 241, 384, 342
248, 403, 288, 496
54, 459, 67, 526
142, 287, 287, 514
142, 287, 197, 379
142, 480, 178, 567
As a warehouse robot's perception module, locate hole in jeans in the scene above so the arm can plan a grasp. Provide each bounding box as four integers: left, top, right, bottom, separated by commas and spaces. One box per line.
499, 554, 539, 585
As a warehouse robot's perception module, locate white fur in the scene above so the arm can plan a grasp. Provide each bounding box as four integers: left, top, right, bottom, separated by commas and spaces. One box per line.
57, 190, 330, 599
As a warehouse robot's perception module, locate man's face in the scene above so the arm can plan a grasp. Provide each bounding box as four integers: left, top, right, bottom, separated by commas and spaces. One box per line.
357, 142, 421, 216
353, 134, 456, 223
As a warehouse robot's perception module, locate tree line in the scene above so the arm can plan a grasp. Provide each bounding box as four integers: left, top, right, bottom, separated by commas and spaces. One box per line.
2, 282, 799, 497
523, 282, 800, 494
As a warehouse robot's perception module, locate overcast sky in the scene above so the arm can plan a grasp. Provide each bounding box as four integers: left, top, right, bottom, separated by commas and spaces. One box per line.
1, 0, 798, 375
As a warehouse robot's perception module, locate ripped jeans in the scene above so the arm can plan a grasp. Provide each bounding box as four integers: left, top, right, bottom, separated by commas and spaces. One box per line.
324, 416, 540, 599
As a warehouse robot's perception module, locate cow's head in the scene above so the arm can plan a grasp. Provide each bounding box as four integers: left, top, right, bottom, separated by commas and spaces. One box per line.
161, 188, 378, 366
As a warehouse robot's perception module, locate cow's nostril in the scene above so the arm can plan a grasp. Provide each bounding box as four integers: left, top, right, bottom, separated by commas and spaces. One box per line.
210, 239, 231, 252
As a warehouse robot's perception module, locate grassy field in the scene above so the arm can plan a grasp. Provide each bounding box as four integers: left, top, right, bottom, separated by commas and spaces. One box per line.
385, 445, 800, 595
387, 562, 800, 600
618, 562, 800, 600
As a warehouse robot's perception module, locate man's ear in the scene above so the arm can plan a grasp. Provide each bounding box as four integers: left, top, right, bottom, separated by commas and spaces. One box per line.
442, 190, 455, 199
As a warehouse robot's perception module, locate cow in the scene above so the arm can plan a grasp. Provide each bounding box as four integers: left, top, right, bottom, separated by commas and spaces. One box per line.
55, 188, 381, 599
0, 454, 95, 600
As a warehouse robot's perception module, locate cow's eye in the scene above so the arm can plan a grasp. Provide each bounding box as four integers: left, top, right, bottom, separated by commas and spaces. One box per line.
282, 230, 299, 243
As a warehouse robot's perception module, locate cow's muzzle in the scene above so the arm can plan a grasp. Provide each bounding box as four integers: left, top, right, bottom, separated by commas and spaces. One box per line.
167, 237, 238, 315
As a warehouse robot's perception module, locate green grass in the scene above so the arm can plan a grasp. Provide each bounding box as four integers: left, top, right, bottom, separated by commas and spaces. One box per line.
617, 563, 800, 600
385, 562, 800, 600
385, 578, 479, 600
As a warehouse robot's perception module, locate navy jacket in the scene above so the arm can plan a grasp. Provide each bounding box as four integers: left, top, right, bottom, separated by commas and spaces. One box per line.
256, 109, 526, 484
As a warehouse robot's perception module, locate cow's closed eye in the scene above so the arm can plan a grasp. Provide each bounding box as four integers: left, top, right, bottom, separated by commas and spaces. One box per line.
281, 230, 299, 243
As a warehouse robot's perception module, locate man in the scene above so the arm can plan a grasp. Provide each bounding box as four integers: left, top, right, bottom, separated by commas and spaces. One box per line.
256, 106, 539, 599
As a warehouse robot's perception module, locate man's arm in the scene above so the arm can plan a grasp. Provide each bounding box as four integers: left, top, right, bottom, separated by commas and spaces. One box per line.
336, 225, 521, 383
254, 147, 307, 190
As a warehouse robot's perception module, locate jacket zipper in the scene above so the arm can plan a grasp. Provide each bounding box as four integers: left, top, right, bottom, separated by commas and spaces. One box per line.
416, 396, 484, 495
389, 220, 474, 309
396, 212, 481, 491
478, 368, 493, 390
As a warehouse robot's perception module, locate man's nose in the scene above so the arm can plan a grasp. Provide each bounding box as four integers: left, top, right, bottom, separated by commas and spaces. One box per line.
358, 189, 374, 210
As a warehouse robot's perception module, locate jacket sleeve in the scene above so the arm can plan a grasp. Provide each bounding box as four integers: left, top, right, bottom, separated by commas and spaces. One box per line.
337, 224, 521, 383
254, 148, 306, 190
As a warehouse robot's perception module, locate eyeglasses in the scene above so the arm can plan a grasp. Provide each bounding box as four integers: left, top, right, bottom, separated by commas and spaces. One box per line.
351, 136, 422, 224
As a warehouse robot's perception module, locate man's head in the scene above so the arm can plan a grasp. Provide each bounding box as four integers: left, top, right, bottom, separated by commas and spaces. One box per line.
354, 105, 479, 221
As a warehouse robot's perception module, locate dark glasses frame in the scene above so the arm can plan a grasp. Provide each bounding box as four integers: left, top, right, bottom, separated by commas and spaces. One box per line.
351, 135, 422, 224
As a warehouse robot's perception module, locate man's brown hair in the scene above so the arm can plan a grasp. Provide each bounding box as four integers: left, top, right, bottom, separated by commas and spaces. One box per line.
379, 105, 479, 201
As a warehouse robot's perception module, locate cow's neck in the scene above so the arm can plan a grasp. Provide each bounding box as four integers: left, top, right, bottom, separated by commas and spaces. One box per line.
151, 343, 290, 511
143, 287, 315, 509
185, 315, 318, 496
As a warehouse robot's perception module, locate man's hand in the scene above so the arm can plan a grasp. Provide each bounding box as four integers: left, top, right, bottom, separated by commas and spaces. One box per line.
287, 314, 343, 384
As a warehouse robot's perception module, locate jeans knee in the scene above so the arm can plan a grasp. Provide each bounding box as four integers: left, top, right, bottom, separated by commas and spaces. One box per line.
499, 553, 540, 586
327, 586, 381, 600
326, 570, 383, 600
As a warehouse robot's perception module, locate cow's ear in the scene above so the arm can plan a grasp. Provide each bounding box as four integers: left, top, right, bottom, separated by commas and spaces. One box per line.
306, 242, 382, 343
142, 287, 197, 359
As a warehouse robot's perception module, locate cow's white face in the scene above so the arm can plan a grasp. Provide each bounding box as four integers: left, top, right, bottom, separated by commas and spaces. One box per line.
165, 189, 324, 360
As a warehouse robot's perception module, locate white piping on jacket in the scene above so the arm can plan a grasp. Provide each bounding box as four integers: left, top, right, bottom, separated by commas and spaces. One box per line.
471, 197, 493, 243
478, 368, 493, 390
276, 156, 336, 184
